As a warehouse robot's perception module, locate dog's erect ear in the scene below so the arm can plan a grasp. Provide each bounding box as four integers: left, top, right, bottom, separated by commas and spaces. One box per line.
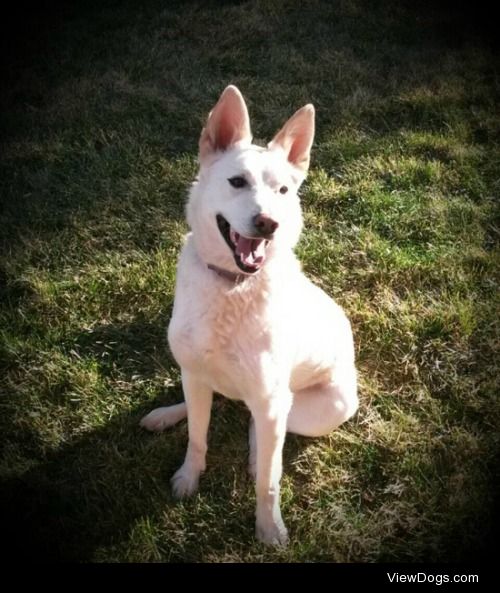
199, 85, 252, 162
268, 104, 315, 174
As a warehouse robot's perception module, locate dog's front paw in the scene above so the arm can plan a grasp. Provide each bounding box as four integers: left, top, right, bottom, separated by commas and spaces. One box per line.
256, 518, 289, 546
171, 464, 201, 499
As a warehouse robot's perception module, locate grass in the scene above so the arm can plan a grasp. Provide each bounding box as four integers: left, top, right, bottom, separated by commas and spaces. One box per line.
1, 0, 499, 562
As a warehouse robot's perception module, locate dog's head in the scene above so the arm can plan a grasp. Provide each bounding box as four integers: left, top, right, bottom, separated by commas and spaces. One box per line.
187, 85, 315, 276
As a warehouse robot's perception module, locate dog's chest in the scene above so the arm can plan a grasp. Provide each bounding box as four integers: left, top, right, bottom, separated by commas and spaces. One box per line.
169, 286, 277, 399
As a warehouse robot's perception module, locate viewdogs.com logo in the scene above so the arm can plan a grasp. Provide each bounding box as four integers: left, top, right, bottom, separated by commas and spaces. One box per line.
387, 573, 478, 585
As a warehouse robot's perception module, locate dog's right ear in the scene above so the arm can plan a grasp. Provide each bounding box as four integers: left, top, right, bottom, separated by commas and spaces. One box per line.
199, 86, 252, 163
268, 104, 315, 175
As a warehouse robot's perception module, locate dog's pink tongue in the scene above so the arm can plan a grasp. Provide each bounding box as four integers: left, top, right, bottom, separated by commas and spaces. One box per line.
235, 237, 266, 268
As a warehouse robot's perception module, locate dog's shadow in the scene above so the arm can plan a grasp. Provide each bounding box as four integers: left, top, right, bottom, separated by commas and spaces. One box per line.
1, 317, 311, 561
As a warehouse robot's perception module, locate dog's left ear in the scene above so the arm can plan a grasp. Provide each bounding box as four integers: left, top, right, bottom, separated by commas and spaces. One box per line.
268, 104, 315, 174
199, 85, 252, 163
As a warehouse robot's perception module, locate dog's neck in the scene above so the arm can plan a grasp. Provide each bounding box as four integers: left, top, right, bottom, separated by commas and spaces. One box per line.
207, 263, 254, 285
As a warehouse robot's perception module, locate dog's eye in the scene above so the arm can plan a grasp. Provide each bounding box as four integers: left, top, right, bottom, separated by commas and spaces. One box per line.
279, 185, 288, 195
228, 176, 248, 189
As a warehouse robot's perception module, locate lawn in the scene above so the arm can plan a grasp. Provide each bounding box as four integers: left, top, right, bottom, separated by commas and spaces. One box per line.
1, 0, 499, 562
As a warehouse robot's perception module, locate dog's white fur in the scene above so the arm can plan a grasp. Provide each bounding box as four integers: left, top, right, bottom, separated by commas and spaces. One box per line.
141, 86, 358, 545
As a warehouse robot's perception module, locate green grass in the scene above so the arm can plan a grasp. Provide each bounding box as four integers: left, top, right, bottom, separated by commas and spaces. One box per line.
1, 0, 499, 562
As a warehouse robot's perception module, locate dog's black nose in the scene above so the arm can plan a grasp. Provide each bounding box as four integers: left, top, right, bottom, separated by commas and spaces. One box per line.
254, 213, 279, 237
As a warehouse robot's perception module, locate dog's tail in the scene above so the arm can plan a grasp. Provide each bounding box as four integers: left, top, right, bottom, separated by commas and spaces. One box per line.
140, 403, 187, 432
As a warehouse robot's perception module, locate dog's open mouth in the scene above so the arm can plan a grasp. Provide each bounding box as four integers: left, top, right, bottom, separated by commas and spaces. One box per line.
216, 214, 270, 274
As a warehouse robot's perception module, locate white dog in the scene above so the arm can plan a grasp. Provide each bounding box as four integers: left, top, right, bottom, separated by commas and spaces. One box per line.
141, 86, 358, 545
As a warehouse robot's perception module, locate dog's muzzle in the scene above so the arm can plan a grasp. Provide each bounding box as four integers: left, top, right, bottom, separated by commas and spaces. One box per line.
216, 214, 273, 274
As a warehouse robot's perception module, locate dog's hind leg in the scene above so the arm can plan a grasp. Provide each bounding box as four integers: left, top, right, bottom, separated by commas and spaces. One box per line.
140, 402, 187, 432
248, 367, 358, 474
287, 366, 358, 437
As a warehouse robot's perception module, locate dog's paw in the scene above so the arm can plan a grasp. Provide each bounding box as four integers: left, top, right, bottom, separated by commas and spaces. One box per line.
171, 465, 201, 499
140, 407, 179, 432
255, 518, 289, 546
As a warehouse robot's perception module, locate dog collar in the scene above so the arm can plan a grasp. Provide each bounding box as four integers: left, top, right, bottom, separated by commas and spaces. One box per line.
207, 263, 251, 284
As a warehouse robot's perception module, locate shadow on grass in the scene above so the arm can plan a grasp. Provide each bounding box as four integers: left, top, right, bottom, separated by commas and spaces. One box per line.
1, 415, 167, 562
72, 313, 174, 380
0, 389, 248, 562
0, 400, 310, 562
0, 310, 306, 561
0, 310, 317, 561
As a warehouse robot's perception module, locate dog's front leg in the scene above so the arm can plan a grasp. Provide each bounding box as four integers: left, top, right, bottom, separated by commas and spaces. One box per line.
171, 369, 213, 499
250, 392, 292, 546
